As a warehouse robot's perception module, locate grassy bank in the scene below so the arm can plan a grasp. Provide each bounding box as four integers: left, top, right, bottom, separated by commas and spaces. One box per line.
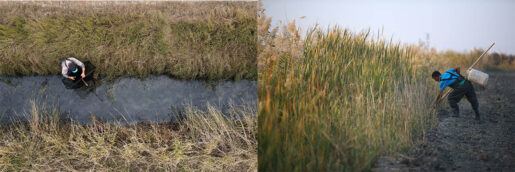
258, 12, 438, 171
0, 101, 257, 171
0, 1, 256, 80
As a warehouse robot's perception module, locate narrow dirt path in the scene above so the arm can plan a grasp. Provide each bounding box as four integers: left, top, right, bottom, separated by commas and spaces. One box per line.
373, 70, 515, 171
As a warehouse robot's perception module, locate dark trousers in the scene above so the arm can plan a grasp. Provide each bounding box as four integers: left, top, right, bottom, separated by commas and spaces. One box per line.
447, 80, 480, 118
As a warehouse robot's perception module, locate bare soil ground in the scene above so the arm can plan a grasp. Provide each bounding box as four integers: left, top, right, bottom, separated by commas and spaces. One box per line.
373, 70, 515, 171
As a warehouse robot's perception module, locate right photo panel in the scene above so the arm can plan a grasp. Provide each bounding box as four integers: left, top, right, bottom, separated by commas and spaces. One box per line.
258, 0, 514, 171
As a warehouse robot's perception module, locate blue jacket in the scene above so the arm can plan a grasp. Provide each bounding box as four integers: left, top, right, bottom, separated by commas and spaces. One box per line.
439, 68, 461, 91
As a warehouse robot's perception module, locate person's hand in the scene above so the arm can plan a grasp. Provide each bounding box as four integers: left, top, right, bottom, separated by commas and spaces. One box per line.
432, 101, 439, 109
69, 76, 75, 80
81, 73, 85, 78
432, 99, 439, 109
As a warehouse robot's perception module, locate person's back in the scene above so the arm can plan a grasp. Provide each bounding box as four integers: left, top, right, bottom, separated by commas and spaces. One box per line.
61, 57, 87, 89
438, 68, 466, 90
61, 57, 86, 81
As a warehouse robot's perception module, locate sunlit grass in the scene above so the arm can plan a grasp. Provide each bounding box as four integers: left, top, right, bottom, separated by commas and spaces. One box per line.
0, 100, 257, 171
257, 9, 438, 170
0, 1, 257, 80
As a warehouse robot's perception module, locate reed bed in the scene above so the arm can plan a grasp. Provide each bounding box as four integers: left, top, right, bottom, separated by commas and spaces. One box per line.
486, 52, 515, 70
0, 100, 257, 171
484, 53, 515, 70
0, 1, 257, 80
432, 49, 486, 71
258, 10, 438, 170
424, 45, 515, 71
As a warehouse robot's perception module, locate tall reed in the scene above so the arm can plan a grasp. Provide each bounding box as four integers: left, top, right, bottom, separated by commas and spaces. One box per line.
258, 10, 437, 170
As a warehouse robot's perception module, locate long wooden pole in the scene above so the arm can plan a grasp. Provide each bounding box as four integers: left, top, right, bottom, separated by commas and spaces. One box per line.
81, 78, 88, 87
467, 42, 495, 72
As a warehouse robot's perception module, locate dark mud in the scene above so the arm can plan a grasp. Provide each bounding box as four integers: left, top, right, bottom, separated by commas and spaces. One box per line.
373, 71, 515, 171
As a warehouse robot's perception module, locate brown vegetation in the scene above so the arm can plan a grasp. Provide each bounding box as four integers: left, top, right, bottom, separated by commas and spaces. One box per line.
0, 101, 257, 171
0, 1, 257, 80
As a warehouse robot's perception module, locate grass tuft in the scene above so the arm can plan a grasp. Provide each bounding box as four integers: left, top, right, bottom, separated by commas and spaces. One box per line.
0, 100, 257, 171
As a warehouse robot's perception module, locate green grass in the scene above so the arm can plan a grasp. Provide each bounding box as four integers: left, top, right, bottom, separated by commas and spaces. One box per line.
0, 100, 257, 171
0, 2, 256, 80
258, 11, 438, 171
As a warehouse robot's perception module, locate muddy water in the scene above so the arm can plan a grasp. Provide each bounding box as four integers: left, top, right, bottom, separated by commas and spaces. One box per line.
0, 76, 256, 124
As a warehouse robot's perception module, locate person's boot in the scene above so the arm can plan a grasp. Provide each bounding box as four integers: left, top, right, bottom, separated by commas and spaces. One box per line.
474, 112, 484, 124
452, 108, 459, 117
474, 109, 480, 121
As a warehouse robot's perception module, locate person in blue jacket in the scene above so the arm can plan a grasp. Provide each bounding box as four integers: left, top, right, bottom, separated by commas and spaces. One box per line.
432, 67, 480, 120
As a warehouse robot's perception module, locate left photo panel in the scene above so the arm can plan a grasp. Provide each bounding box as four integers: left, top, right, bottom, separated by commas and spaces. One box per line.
0, 1, 257, 171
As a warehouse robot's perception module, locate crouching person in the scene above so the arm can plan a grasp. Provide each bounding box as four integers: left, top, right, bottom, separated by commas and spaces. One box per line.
432, 67, 480, 120
62, 57, 86, 81
61, 57, 86, 89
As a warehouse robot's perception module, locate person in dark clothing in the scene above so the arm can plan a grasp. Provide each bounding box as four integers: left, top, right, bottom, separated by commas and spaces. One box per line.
432, 67, 480, 120
60, 57, 96, 89
61, 57, 86, 81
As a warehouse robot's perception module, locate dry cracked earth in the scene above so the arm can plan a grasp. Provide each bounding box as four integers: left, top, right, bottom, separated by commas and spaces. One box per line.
373, 70, 515, 172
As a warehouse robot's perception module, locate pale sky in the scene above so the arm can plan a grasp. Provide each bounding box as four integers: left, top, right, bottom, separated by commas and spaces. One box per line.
262, 0, 515, 54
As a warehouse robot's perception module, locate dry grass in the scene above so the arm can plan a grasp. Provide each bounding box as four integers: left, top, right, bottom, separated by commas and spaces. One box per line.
0, 100, 257, 171
431, 49, 487, 71
0, 1, 257, 80
258, 8, 438, 171
429, 47, 515, 71
257, 6, 514, 170
485, 52, 515, 71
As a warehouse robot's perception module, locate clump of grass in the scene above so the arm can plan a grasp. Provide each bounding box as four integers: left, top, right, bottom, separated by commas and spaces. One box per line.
0, 1, 256, 80
0, 100, 257, 171
428, 46, 515, 72
258, 9, 437, 171
486, 52, 515, 70
432, 49, 486, 71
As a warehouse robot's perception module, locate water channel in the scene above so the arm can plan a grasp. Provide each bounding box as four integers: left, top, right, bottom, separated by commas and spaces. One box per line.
0, 76, 257, 124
